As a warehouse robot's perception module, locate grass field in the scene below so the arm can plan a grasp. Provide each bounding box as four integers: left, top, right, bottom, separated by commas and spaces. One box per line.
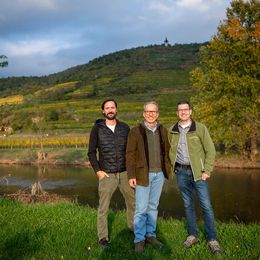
0, 198, 259, 259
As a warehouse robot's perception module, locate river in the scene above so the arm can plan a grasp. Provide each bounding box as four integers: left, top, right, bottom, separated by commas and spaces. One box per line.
0, 165, 259, 223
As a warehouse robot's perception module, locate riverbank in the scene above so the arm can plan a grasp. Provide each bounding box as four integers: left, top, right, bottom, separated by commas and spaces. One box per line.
0, 197, 259, 259
0, 148, 259, 169
214, 155, 260, 169
0, 148, 91, 167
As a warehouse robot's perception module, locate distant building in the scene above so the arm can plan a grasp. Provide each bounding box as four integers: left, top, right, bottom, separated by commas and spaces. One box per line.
0, 125, 13, 134
164, 37, 170, 46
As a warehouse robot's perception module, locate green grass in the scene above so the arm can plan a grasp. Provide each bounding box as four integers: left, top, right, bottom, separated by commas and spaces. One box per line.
58, 148, 87, 161
0, 198, 259, 259
0, 148, 88, 162
0, 148, 38, 160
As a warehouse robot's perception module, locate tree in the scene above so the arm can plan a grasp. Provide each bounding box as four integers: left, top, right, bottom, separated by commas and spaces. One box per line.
191, 0, 259, 161
0, 55, 8, 67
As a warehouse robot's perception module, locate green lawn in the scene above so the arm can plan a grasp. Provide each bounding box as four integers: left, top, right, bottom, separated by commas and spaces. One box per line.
0, 198, 259, 259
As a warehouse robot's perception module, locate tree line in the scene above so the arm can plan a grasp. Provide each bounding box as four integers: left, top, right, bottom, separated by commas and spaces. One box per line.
191, 0, 259, 161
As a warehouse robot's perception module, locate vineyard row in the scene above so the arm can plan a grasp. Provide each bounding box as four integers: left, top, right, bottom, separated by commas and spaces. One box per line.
0, 136, 89, 148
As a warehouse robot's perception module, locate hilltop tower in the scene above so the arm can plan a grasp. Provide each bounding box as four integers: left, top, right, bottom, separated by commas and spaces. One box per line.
164, 37, 169, 46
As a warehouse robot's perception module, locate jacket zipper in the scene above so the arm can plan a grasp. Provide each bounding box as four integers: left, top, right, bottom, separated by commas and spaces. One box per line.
107, 124, 119, 173
185, 133, 197, 181
114, 130, 119, 173
200, 158, 204, 171
171, 131, 179, 173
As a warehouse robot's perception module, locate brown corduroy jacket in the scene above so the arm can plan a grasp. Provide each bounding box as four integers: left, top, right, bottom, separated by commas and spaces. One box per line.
126, 123, 172, 186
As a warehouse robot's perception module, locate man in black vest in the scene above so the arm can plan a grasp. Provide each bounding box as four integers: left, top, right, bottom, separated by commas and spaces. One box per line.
88, 98, 135, 249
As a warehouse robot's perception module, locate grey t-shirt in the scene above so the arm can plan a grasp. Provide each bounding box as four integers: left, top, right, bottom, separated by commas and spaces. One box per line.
176, 123, 191, 165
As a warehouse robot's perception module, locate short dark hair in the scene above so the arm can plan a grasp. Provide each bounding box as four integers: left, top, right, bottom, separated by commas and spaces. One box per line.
101, 98, 118, 110
176, 100, 191, 110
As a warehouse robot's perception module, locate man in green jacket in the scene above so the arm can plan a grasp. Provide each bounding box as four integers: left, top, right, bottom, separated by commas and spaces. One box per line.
168, 100, 221, 255
126, 101, 172, 252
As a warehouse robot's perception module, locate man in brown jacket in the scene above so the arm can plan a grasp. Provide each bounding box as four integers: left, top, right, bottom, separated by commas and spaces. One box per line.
126, 101, 172, 252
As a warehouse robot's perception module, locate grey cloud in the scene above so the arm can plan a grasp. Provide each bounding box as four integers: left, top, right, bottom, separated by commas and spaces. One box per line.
0, 0, 230, 77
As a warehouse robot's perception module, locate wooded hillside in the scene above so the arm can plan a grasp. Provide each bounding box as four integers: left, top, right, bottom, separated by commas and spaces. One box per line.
0, 43, 204, 132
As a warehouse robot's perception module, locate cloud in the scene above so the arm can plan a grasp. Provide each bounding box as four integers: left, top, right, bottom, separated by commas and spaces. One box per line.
17, 0, 58, 10
149, 0, 172, 14
0, 0, 231, 77
3, 39, 77, 57
176, 0, 207, 10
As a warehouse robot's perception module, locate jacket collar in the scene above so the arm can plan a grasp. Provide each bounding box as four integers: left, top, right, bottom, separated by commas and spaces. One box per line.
95, 118, 119, 127
171, 119, 196, 133
139, 122, 161, 131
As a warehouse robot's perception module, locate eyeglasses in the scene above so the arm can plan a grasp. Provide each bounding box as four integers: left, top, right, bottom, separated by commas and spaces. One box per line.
144, 111, 158, 115
177, 109, 190, 113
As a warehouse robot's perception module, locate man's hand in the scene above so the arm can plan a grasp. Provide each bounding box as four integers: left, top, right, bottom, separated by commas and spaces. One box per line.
202, 173, 210, 181
96, 171, 109, 181
129, 178, 136, 188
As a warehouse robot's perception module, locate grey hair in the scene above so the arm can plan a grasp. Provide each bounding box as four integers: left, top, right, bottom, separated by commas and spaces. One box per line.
143, 101, 159, 111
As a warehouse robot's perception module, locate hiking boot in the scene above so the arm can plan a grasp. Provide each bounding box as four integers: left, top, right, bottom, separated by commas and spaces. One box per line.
146, 236, 164, 248
99, 238, 110, 250
183, 235, 199, 248
208, 240, 221, 254
135, 240, 145, 252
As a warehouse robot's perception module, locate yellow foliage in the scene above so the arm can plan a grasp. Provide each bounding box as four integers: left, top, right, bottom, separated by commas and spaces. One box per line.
95, 77, 113, 84
226, 17, 247, 41
48, 81, 79, 91
0, 135, 89, 148
34, 81, 79, 97
71, 85, 92, 95
252, 22, 260, 41
0, 95, 24, 106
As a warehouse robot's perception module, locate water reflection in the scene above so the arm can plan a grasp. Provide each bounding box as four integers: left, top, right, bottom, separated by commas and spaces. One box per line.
0, 165, 259, 223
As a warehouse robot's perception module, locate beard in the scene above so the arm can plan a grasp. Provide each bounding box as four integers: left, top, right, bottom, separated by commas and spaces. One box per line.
103, 112, 117, 120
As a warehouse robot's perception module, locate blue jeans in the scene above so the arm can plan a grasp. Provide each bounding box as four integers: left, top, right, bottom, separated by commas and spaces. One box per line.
175, 166, 216, 241
134, 172, 164, 243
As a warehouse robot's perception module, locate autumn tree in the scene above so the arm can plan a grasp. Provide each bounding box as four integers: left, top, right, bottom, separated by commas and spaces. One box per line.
0, 55, 8, 67
191, 0, 259, 161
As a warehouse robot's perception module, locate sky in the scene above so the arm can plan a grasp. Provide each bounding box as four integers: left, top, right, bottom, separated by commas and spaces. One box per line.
0, 0, 231, 78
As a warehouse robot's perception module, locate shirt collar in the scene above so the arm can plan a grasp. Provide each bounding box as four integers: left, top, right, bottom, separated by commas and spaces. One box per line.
144, 121, 159, 133
178, 121, 191, 129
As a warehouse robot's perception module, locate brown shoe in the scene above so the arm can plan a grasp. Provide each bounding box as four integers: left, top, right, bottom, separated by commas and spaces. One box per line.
146, 236, 164, 248
135, 240, 145, 252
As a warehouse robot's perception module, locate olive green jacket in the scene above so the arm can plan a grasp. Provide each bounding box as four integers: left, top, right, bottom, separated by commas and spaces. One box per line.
168, 120, 216, 181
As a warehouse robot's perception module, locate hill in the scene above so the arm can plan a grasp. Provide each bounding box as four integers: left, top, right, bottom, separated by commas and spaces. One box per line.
0, 43, 205, 133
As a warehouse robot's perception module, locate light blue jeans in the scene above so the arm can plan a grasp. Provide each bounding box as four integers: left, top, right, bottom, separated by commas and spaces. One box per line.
134, 172, 164, 243
175, 166, 217, 241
